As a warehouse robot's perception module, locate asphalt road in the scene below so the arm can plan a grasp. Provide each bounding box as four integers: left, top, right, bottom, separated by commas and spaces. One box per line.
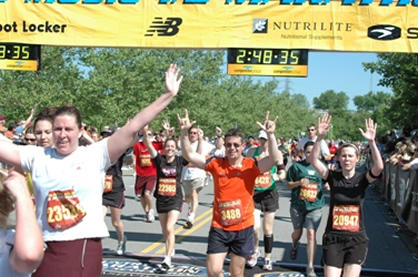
101, 172, 418, 276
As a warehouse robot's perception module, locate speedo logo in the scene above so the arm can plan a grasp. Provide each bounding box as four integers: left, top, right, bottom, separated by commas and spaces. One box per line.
145, 17, 182, 37
367, 25, 401, 41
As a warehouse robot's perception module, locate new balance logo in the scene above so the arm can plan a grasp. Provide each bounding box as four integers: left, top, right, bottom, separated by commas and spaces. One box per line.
145, 17, 183, 37
253, 18, 268, 34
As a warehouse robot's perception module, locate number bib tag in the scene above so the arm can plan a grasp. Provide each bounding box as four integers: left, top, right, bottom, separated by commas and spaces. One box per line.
332, 205, 360, 232
140, 154, 152, 167
299, 183, 318, 202
219, 199, 243, 227
104, 174, 113, 193
254, 172, 271, 189
157, 178, 176, 196
47, 189, 86, 231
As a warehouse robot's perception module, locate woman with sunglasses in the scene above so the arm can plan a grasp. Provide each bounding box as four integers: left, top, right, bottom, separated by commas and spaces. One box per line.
310, 115, 384, 277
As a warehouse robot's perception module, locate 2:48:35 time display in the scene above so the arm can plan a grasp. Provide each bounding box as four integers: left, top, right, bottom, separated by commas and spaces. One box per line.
229, 49, 308, 65
0, 45, 30, 59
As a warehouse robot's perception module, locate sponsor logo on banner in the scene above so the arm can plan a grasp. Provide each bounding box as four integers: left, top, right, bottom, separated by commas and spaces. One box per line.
145, 17, 183, 37
367, 25, 401, 40
253, 18, 268, 34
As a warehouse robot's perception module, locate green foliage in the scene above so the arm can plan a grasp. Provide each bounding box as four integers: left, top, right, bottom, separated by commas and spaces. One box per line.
363, 53, 418, 129
0, 48, 405, 143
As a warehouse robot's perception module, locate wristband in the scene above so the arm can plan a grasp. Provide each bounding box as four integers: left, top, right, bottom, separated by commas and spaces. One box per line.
368, 169, 380, 179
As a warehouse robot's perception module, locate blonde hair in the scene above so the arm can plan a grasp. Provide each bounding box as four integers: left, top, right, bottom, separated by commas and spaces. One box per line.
0, 170, 14, 228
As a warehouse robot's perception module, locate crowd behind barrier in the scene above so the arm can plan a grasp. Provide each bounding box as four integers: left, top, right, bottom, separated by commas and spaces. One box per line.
375, 162, 418, 235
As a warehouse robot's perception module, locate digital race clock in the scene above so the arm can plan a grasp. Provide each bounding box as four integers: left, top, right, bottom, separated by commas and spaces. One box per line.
227, 48, 308, 77
0, 43, 41, 71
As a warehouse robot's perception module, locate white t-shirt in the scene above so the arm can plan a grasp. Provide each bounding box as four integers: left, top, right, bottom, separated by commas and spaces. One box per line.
0, 229, 31, 277
182, 140, 215, 180
20, 140, 111, 241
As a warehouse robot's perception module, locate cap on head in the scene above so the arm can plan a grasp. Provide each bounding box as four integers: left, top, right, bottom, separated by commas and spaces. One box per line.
258, 130, 268, 140
0, 115, 6, 121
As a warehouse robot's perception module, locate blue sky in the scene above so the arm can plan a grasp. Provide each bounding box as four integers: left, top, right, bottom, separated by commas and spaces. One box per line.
257, 52, 392, 110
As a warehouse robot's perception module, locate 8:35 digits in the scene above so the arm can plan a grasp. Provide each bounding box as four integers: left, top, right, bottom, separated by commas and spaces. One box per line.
0, 45, 30, 59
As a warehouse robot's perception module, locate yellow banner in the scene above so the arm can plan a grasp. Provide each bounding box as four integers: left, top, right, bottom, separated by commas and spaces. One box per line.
0, 59, 38, 71
0, 1, 417, 53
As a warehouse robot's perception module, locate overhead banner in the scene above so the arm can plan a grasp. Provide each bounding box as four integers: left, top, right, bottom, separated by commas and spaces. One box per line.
0, 0, 417, 53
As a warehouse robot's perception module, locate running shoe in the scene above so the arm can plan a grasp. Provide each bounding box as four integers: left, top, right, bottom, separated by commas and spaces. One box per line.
185, 213, 194, 228
116, 235, 127, 255
247, 248, 260, 267
262, 259, 273, 271
148, 209, 155, 223
160, 257, 172, 270
306, 266, 317, 277
290, 242, 299, 260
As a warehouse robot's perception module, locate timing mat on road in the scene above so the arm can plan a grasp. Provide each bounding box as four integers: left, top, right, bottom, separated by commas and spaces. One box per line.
101, 253, 309, 277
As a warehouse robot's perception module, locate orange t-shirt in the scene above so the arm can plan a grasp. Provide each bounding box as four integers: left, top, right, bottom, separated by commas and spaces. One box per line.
205, 157, 260, 231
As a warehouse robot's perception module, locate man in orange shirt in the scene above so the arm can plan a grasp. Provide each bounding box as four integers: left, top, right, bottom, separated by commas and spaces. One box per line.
178, 110, 281, 277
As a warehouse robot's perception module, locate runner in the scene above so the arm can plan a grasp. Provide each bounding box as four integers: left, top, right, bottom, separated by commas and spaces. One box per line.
101, 127, 128, 255
310, 115, 384, 277
246, 129, 285, 271
178, 109, 280, 277
142, 123, 189, 270
0, 64, 183, 277
286, 141, 326, 277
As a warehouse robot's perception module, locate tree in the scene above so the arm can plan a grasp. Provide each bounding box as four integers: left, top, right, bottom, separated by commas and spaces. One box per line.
363, 53, 418, 129
313, 90, 349, 112
353, 91, 392, 135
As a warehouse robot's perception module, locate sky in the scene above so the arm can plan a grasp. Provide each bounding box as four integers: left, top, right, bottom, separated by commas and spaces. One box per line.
256, 52, 392, 110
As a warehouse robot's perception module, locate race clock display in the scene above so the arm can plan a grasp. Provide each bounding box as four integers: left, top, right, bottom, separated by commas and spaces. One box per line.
0, 43, 41, 71
227, 48, 308, 77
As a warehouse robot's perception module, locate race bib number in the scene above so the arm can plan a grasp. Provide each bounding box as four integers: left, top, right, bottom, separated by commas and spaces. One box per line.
254, 172, 271, 189
47, 189, 86, 231
219, 199, 243, 227
104, 174, 113, 193
157, 178, 176, 197
332, 205, 360, 232
299, 183, 318, 202
140, 154, 152, 167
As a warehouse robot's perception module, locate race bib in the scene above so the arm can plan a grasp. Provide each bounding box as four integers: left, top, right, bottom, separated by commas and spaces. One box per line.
104, 174, 113, 193
254, 172, 271, 189
299, 183, 318, 202
157, 178, 176, 197
219, 199, 243, 227
47, 189, 86, 231
332, 205, 360, 232
140, 154, 152, 167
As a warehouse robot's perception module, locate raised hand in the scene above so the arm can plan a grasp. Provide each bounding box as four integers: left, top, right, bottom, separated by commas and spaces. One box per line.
162, 119, 170, 131
359, 118, 377, 141
317, 114, 332, 137
215, 126, 222, 137
177, 109, 196, 133
165, 64, 183, 97
256, 111, 278, 134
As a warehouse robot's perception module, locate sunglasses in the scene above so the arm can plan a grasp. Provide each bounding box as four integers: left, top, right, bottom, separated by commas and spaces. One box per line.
308, 128, 315, 132
25, 138, 36, 142
225, 143, 241, 149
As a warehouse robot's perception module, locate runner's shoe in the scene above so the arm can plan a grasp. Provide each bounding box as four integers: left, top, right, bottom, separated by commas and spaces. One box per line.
148, 209, 155, 223
262, 259, 273, 271
247, 248, 260, 267
290, 242, 299, 260
116, 235, 127, 255
185, 213, 194, 228
306, 266, 317, 277
160, 257, 172, 270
